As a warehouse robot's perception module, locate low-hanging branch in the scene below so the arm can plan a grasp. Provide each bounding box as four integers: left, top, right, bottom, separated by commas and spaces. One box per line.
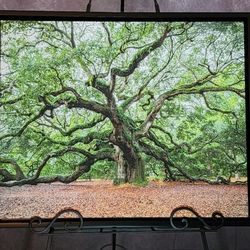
0, 147, 114, 187
139, 137, 231, 185
0, 168, 16, 182
0, 157, 25, 180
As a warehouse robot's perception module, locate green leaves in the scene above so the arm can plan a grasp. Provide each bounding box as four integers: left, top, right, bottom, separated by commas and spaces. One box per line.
0, 21, 246, 183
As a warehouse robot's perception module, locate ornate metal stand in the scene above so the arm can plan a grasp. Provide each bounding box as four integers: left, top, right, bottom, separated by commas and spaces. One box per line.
29, 206, 224, 250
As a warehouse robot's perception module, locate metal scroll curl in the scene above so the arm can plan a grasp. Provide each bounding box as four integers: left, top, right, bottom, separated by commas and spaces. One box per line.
29, 208, 84, 234
170, 206, 224, 230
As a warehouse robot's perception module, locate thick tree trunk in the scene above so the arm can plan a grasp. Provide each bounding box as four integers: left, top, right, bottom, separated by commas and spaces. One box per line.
110, 102, 146, 184
114, 146, 145, 183
115, 146, 126, 183
126, 157, 145, 183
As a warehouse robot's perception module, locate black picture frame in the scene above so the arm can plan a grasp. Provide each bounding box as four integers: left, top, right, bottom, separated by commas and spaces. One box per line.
0, 10, 249, 229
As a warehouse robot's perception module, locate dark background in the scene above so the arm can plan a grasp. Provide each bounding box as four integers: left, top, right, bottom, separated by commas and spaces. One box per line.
0, 1, 250, 249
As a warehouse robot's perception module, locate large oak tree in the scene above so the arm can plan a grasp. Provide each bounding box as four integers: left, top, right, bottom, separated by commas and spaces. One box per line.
0, 21, 246, 186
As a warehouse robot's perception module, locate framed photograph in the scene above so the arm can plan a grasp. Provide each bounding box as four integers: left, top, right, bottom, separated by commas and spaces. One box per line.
0, 11, 249, 228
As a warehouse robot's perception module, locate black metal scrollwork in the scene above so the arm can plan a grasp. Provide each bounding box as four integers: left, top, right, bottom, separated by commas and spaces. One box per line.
29, 206, 224, 250
170, 206, 224, 230
29, 208, 84, 234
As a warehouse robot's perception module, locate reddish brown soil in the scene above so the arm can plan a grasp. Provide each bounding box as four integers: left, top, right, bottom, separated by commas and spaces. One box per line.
0, 180, 248, 219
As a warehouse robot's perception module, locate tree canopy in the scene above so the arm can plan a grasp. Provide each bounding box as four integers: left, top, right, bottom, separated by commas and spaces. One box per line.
0, 21, 246, 186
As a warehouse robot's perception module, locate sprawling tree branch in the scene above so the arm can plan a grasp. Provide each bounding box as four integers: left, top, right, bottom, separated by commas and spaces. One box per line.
33, 128, 111, 147
138, 83, 244, 137
36, 116, 106, 137
0, 106, 49, 141
151, 125, 218, 154
0, 147, 114, 187
110, 25, 171, 92
0, 96, 23, 107
140, 141, 229, 184
201, 93, 237, 117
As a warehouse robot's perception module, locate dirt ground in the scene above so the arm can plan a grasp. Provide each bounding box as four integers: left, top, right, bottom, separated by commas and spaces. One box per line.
0, 180, 248, 219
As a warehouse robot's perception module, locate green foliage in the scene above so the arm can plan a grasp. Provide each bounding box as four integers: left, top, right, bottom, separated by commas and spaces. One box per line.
85, 161, 116, 180
0, 21, 246, 184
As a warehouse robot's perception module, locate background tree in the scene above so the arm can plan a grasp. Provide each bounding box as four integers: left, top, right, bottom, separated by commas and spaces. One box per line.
0, 21, 246, 186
